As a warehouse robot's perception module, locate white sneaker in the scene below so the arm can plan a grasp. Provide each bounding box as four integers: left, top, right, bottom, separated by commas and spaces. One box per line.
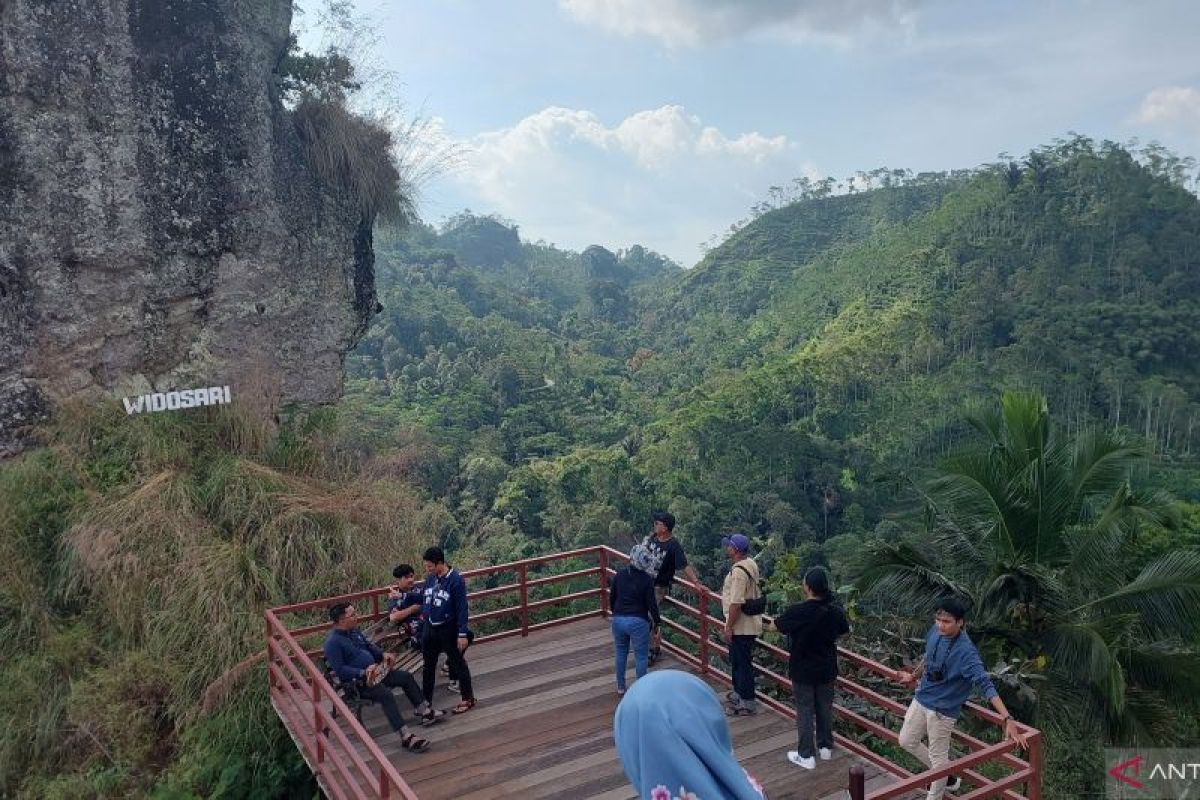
819, 747, 833, 761
447, 680, 460, 694
787, 751, 816, 770
946, 775, 961, 791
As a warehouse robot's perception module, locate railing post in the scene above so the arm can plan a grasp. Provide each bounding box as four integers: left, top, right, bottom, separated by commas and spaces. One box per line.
371, 590, 380, 622
698, 589, 710, 676
849, 765, 865, 800
599, 548, 610, 617
519, 563, 530, 636
312, 673, 324, 765
265, 615, 276, 691
380, 767, 391, 800
1026, 731, 1043, 800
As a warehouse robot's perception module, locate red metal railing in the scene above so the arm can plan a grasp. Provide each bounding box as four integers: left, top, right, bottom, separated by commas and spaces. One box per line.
597, 546, 1043, 800
266, 544, 1042, 800
265, 546, 611, 800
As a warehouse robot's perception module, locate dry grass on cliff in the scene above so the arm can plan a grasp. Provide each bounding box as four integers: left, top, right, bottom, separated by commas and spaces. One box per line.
293, 96, 413, 223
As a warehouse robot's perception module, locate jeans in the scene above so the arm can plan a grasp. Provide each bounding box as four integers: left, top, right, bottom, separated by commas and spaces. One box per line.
729, 634, 757, 705
898, 699, 958, 800
358, 669, 423, 733
793, 680, 835, 757
422, 623, 474, 704
611, 615, 651, 690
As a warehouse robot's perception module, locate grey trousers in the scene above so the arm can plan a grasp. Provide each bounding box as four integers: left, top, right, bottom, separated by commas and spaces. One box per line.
793, 680, 835, 758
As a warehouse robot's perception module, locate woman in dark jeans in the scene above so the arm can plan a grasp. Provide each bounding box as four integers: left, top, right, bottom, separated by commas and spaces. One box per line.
609, 543, 664, 695
770, 566, 850, 770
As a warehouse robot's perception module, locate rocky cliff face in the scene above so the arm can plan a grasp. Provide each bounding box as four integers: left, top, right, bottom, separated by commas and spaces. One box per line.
0, 0, 379, 454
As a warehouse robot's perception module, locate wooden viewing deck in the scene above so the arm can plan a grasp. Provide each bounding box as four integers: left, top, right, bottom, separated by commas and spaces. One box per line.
266, 546, 1042, 800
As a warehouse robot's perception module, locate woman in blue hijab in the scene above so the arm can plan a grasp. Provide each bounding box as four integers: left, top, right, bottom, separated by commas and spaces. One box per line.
614, 670, 768, 800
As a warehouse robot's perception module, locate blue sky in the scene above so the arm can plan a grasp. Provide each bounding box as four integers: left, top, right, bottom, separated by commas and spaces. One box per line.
297, 0, 1200, 267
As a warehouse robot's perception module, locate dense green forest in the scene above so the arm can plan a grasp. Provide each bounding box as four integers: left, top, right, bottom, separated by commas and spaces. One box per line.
3, 136, 1199, 798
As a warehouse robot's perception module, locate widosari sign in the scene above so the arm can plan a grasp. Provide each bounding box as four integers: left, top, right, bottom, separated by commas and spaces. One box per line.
122, 385, 232, 415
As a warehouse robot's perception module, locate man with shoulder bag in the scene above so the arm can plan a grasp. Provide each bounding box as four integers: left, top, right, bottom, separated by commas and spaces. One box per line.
720, 533, 763, 716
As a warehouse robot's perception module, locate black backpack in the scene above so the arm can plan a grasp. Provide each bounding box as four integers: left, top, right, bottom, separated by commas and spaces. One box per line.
735, 564, 767, 615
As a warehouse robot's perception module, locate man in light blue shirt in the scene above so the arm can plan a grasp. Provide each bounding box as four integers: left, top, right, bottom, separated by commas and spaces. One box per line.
894, 598, 1027, 799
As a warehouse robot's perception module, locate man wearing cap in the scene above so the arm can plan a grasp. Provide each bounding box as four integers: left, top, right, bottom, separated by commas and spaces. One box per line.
721, 533, 763, 715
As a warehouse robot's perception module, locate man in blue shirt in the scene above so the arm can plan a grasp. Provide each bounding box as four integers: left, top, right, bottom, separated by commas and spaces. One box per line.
894, 598, 1027, 799
420, 546, 477, 714
322, 603, 439, 752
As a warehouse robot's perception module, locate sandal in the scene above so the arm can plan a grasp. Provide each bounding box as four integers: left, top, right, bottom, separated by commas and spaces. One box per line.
420, 708, 446, 726
401, 732, 430, 752
725, 702, 757, 717
451, 698, 477, 714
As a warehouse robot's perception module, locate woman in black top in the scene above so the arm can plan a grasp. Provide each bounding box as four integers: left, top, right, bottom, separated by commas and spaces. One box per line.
770, 566, 850, 770
610, 543, 664, 694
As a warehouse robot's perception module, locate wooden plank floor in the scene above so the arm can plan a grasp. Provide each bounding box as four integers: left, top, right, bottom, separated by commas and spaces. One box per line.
337, 616, 895, 800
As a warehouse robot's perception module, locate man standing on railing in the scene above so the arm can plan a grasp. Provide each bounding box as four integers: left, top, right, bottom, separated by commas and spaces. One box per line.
720, 533, 763, 716
894, 598, 1028, 799
323, 603, 433, 753
420, 546, 477, 714
646, 511, 701, 663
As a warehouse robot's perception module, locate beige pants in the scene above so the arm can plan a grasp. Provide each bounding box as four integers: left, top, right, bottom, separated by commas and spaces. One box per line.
898, 699, 957, 800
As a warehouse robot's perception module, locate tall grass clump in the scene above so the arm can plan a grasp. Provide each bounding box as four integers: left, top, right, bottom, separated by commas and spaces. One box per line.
0, 399, 443, 798
293, 97, 411, 224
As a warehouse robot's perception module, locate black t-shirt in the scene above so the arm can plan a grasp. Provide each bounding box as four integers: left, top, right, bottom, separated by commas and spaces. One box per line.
774, 597, 850, 685
646, 536, 687, 588
609, 566, 662, 625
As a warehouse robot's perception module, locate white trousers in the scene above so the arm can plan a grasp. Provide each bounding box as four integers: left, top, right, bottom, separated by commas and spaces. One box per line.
898, 698, 957, 800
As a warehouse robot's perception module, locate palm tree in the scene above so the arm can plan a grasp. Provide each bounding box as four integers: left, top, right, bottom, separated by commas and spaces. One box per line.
858, 391, 1200, 744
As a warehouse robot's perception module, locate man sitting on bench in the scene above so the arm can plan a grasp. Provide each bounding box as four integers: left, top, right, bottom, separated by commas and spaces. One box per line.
323, 602, 443, 752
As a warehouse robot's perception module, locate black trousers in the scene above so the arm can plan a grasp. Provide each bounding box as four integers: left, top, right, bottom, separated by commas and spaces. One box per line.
448, 629, 475, 681
422, 623, 474, 703
793, 680, 835, 757
358, 669, 422, 732
730, 634, 757, 702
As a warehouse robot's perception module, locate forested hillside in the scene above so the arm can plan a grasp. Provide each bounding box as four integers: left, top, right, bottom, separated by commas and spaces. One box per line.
344, 137, 1200, 580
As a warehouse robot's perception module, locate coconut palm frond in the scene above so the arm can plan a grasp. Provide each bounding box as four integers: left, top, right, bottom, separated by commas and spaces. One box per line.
1069, 430, 1146, 511
1083, 549, 1200, 639
1122, 641, 1200, 708
856, 541, 967, 616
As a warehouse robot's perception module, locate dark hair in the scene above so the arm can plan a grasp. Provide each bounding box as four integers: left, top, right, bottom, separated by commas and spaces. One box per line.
652, 511, 675, 532
936, 597, 968, 621
392, 563, 415, 579
803, 566, 831, 598
422, 546, 446, 564
328, 602, 352, 623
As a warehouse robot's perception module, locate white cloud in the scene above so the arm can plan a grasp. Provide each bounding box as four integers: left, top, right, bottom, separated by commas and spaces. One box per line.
558, 0, 921, 47
443, 105, 810, 266
1132, 86, 1200, 132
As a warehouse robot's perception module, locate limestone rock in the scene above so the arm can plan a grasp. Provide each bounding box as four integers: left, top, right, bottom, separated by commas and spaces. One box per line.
0, 0, 379, 455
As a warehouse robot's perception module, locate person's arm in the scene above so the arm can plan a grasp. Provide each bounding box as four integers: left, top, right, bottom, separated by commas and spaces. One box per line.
389, 602, 421, 623
723, 567, 746, 641
770, 603, 802, 636
962, 648, 1029, 747
609, 571, 619, 612
365, 634, 384, 664
683, 563, 701, 588
454, 573, 470, 639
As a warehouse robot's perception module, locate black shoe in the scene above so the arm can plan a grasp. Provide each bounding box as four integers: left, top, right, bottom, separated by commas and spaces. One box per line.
946, 775, 961, 791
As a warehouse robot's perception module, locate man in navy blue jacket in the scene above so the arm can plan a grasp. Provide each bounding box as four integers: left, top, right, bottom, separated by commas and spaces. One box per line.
894, 598, 1027, 798
322, 603, 436, 751
420, 546, 477, 713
